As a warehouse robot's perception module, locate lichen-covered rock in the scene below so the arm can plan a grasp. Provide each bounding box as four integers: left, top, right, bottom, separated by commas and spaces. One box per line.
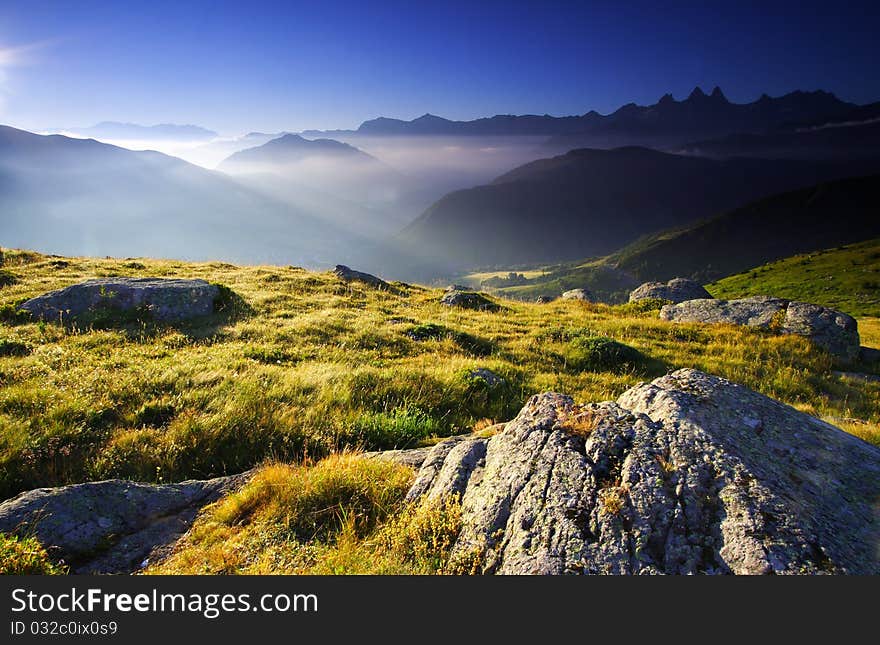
467, 368, 504, 387
0, 474, 250, 573
440, 290, 499, 311
333, 264, 389, 289
406, 369, 880, 574
659, 296, 860, 360
561, 288, 593, 301
19, 278, 219, 323
629, 278, 712, 303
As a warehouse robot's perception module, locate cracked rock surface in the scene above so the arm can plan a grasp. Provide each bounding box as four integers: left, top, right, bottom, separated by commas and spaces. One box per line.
0, 474, 250, 573
406, 369, 880, 574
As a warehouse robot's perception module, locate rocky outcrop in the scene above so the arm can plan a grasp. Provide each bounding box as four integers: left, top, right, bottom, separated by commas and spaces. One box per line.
406, 369, 880, 574
561, 288, 593, 301
659, 296, 860, 361
0, 473, 250, 573
629, 278, 711, 303
19, 278, 219, 323
440, 290, 500, 311
333, 265, 390, 289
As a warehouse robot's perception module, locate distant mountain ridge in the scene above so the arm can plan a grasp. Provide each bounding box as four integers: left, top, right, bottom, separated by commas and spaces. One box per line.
303, 88, 859, 144
219, 133, 375, 169
64, 122, 219, 141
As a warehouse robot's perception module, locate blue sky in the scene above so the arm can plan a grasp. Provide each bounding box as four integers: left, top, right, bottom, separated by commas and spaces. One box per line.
0, 0, 878, 134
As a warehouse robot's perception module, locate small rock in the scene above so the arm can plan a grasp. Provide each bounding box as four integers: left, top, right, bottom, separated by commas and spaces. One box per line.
446, 284, 471, 292
467, 368, 504, 387
561, 288, 593, 302
629, 278, 712, 303
535, 295, 555, 304
19, 278, 220, 323
333, 265, 390, 289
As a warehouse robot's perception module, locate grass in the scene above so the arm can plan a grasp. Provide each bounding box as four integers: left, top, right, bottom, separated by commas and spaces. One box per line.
0, 247, 879, 503
471, 257, 639, 304
3, 247, 880, 574
707, 239, 880, 318
0, 534, 67, 574
148, 454, 463, 575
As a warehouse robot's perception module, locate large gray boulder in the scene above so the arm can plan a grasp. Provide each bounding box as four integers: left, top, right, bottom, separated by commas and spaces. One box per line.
561, 288, 593, 301
406, 369, 880, 574
333, 265, 389, 289
19, 278, 219, 323
629, 278, 712, 303
659, 296, 860, 361
0, 474, 250, 573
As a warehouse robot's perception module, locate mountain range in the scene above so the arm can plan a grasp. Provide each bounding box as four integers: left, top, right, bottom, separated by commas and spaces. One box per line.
61, 122, 219, 142
306, 88, 857, 147
5, 84, 880, 287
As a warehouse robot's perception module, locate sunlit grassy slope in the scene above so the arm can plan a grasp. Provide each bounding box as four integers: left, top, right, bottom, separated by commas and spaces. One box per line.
1, 248, 878, 506
3, 248, 880, 574
707, 238, 880, 318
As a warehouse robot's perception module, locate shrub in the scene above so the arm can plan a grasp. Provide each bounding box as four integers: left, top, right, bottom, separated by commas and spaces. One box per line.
0, 303, 31, 325
614, 297, 671, 315
0, 534, 66, 575
133, 401, 177, 427
566, 336, 646, 373
0, 339, 32, 357
0, 270, 18, 288
405, 323, 492, 356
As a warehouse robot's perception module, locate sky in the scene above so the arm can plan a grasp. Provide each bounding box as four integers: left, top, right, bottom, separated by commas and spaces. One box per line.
0, 0, 878, 135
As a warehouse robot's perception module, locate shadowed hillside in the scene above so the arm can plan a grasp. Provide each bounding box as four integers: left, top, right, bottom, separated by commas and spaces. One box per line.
399, 147, 880, 269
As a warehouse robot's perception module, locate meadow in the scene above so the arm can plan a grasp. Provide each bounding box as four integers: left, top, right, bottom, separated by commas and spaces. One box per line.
1, 248, 878, 573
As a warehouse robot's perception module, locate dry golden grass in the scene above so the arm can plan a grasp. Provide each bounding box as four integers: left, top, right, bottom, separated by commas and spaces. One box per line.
1, 248, 878, 502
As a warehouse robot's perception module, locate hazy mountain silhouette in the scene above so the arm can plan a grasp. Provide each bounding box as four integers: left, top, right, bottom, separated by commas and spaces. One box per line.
398, 146, 880, 269
64, 122, 219, 142
182, 131, 289, 168
218, 134, 429, 237
219, 134, 376, 168
0, 125, 373, 266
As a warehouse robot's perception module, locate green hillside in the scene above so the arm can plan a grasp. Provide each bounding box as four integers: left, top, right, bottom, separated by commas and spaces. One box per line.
707, 239, 880, 317
1, 249, 878, 573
